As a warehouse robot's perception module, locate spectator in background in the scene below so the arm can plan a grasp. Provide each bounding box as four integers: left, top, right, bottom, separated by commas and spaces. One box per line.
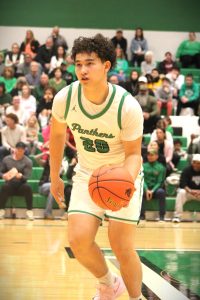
0, 82, 12, 109
130, 27, 148, 67
111, 29, 128, 59
35, 37, 55, 73
0, 142, 34, 220
112, 47, 128, 82
10, 76, 27, 97
166, 67, 185, 98
0, 66, 17, 93
158, 52, 178, 75
163, 116, 174, 135
176, 32, 200, 68
155, 77, 173, 116
60, 62, 74, 85
135, 81, 159, 133
140, 149, 166, 222
0, 113, 26, 161
20, 30, 40, 59
147, 68, 162, 93
16, 53, 33, 77
187, 134, 200, 163
150, 118, 173, 146
141, 51, 156, 75
50, 26, 68, 51
37, 86, 56, 128
172, 154, 200, 223
108, 74, 120, 85
19, 84, 37, 123
6, 95, 25, 124
123, 70, 140, 96
49, 67, 66, 92
138, 75, 154, 96
172, 139, 187, 168
177, 74, 199, 116
49, 45, 66, 74
25, 115, 40, 155
5, 43, 24, 72
25, 61, 41, 88
33, 73, 49, 102
155, 127, 174, 175
0, 52, 5, 76
65, 54, 76, 81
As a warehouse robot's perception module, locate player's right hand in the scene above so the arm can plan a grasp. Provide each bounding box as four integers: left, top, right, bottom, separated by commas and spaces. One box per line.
50, 177, 66, 209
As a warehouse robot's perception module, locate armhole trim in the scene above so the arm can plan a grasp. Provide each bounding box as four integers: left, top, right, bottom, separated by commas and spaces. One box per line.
117, 91, 129, 129
64, 83, 73, 120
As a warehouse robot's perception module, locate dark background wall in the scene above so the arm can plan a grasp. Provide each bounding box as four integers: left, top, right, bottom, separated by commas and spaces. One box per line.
0, 0, 199, 31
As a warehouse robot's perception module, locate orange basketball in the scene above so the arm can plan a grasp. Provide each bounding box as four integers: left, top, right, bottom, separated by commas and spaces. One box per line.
88, 165, 135, 211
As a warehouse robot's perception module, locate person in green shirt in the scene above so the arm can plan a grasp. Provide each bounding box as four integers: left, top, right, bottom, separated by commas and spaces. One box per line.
141, 149, 166, 221
176, 32, 200, 68
49, 67, 66, 92
177, 74, 200, 116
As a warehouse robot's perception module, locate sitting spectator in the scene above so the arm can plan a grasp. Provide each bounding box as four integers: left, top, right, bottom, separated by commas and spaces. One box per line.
158, 51, 178, 75
50, 26, 68, 50
37, 86, 56, 128
49, 67, 66, 92
0, 142, 34, 220
10, 76, 27, 97
5, 43, 24, 72
0, 52, 5, 76
25, 115, 40, 155
140, 149, 166, 221
155, 127, 174, 175
172, 139, 187, 168
135, 82, 159, 133
166, 67, 185, 99
138, 75, 154, 96
0, 66, 17, 93
49, 45, 66, 74
108, 74, 120, 85
150, 118, 173, 146
172, 154, 200, 223
6, 95, 25, 124
60, 61, 74, 85
147, 68, 162, 93
146, 140, 166, 166
123, 69, 140, 96
112, 47, 128, 82
0, 82, 12, 109
111, 29, 128, 59
16, 53, 33, 77
19, 84, 37, 123
163, 116, 174, 135
65, 54, 76, 81
187, 134, 200, 163
130, 27, 148, 66
35, 37, 55, 73
34, 118, 51, 166
141, 51, 156, 75
20, 29, 40, 59
177, 74, 199, 116
33, 73, 49, 102
0, 113, 26, 161
155, 77, 173, 116
176, 32, 200, 68
25, 61, 42, 88
65, 127, 77, 175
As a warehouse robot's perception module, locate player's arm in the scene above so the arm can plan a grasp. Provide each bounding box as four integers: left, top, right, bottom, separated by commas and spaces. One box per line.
50, 116, 68, 207
123, 136, 142, 182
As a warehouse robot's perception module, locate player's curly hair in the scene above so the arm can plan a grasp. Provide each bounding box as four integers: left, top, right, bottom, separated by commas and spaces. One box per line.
71, 34, 116, 69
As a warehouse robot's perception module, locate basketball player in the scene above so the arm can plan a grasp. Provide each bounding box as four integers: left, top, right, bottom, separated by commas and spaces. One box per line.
50, 34, 143, 300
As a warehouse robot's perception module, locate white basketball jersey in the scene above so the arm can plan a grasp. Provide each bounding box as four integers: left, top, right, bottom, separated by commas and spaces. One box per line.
52, 81, 143, 170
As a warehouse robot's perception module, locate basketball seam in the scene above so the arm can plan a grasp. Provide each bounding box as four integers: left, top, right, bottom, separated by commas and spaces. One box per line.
92, 186, 131, 202
88, 179, 134, 187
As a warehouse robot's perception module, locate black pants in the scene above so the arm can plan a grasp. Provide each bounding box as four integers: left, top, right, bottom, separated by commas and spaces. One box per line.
131, 53, 145, 67
180, 54, 200, 68
176, 99, 199, 116
140, 188, 166, 218
144, 116, 160, 134
0, 183, 33, 210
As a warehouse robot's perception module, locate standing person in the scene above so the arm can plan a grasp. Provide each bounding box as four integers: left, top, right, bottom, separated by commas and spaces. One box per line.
50, 34, 143, 300
130, 27, 148, 67
111, 29, 128, 59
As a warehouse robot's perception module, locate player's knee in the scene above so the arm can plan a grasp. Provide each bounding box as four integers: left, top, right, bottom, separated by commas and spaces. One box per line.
69, 233, 93, 253
112, 244, 133, 262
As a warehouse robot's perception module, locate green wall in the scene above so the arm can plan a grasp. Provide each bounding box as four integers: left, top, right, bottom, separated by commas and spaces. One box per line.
0, 0, 199, 31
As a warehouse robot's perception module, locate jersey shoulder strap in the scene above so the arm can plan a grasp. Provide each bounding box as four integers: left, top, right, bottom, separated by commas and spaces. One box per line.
64, 83, 73, 120
117, 91, 130, 129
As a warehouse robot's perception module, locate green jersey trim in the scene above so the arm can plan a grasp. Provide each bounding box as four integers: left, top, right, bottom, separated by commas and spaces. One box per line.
64, 83, 73, 120
117, 91, 129, 129
78, 83, 116, 119
68, 210, 102, 220
104, 214, 139, 223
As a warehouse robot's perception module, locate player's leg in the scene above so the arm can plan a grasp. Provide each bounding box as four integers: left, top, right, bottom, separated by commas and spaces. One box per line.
68, 213, 108, 277
108, 220, 142, 299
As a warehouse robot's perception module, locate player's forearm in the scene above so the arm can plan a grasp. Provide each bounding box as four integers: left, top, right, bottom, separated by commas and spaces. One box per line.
124, 154, 142, 182
49, 133, 66, 179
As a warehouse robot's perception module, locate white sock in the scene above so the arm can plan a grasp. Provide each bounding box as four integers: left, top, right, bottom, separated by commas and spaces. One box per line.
98, 270, 115, 287
129, 295, 142, 300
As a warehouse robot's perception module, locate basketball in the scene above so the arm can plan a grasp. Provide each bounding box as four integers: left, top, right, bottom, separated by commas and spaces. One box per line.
88, 165, 135, 211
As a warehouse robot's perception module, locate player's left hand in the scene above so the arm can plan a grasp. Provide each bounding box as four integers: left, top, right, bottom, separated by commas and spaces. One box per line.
50, 177, 66, 209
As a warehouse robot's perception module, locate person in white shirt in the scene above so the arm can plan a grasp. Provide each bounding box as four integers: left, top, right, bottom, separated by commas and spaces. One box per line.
6, 95, 26, 124
19, 84, 36, 123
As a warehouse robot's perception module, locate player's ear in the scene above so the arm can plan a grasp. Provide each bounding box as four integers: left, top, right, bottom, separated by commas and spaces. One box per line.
104, 60, 111, 73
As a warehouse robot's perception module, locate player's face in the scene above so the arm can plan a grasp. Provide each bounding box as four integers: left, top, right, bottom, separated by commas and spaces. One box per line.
75, 52, 110, 87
